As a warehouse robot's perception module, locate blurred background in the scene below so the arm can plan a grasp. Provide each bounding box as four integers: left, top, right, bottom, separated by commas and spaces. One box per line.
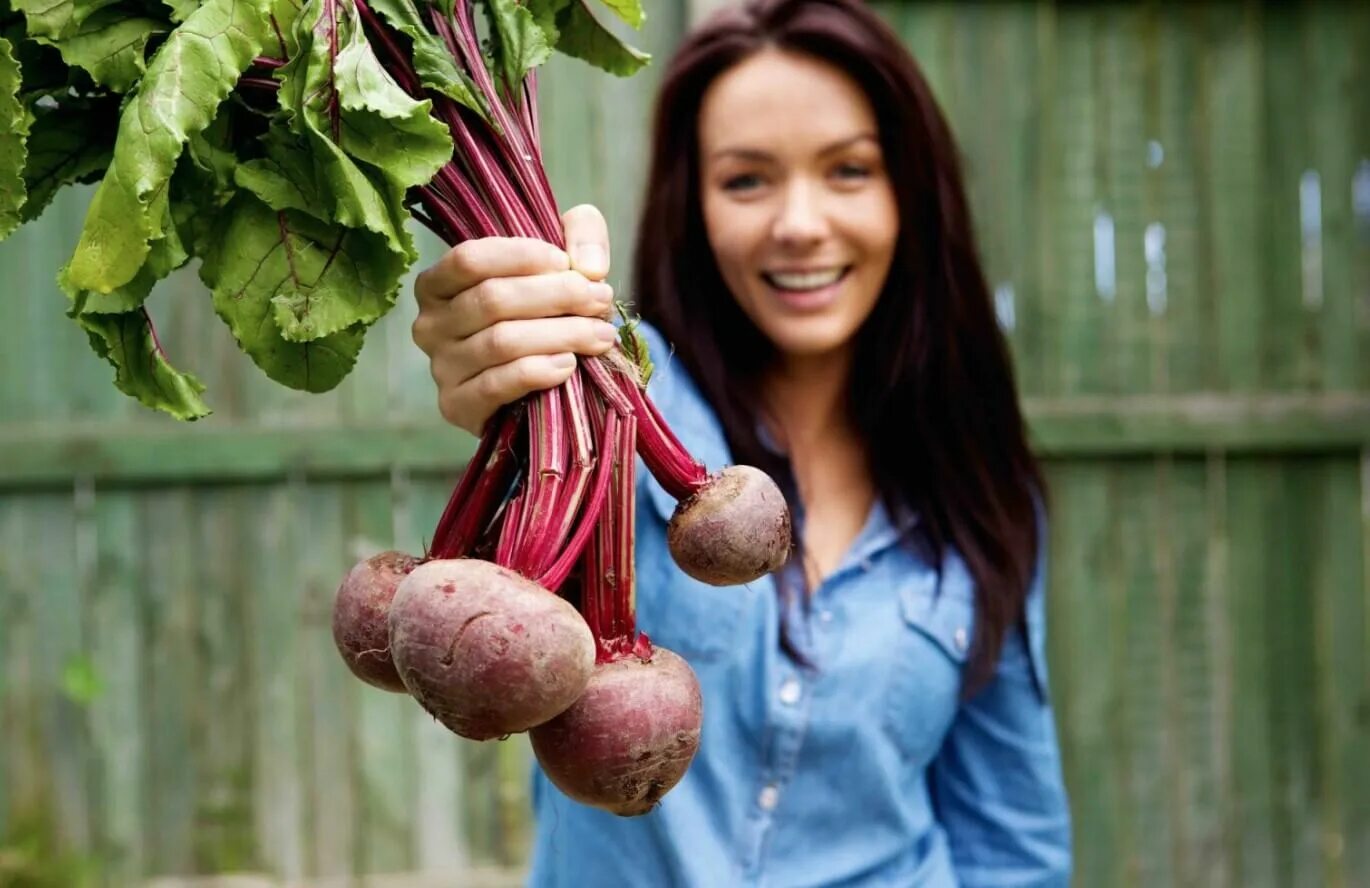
1, 0, 1368, 885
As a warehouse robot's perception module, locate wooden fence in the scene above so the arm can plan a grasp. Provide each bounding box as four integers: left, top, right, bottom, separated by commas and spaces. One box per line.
1, 2, 1368, 886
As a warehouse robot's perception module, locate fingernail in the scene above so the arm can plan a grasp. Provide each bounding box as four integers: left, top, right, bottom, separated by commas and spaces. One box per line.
595, 322, 619, 343
592, 282, 614, 304
573, 244, 607, 275
552, 353, 577, 369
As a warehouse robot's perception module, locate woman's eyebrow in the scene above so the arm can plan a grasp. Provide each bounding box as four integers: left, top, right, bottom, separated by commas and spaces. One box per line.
707, 132, 879, 162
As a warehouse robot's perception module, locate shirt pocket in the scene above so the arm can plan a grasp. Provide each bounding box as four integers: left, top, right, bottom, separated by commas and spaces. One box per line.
881, 576, 974, 764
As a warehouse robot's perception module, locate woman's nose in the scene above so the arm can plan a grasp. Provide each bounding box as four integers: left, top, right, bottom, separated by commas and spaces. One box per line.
771, 180, 829, 247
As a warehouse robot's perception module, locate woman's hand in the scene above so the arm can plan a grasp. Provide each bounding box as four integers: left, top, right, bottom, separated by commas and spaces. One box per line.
412, 205, 619, 435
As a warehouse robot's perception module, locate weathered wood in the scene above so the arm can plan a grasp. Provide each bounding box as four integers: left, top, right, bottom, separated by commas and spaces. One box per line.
0, 3, 1367, 887
1, 394, 1368, 490
89, 491, 146, 883
0, 424, 480, 488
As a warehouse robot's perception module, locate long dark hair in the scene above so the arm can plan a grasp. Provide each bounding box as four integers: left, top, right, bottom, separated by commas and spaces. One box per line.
632, 0, 1045, 692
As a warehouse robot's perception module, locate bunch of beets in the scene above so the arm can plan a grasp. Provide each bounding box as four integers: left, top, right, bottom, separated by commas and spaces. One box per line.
321, 0, 794, 816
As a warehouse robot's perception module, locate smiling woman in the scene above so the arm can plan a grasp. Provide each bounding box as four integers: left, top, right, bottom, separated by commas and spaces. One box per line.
411, 0, 1072, 885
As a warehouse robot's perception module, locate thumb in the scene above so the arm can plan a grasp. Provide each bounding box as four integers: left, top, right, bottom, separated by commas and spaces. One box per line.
562, 203, 611, 281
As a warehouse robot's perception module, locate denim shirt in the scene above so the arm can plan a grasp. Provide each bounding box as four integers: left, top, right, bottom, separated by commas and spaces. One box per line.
527, 324, 1072, 888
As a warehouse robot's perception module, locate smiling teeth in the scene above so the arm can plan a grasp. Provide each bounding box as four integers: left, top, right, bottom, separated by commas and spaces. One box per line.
767, 268, 844, 291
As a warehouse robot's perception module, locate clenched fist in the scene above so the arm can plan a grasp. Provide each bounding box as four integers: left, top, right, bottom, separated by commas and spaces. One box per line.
411, 205, 619, 435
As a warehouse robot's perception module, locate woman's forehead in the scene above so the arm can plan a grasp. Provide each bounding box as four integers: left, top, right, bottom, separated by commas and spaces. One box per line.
697, 49, 877, 153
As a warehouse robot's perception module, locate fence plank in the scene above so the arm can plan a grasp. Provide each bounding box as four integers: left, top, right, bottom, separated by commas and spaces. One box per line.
89, 491, 146, 884
249, 482, 307, 878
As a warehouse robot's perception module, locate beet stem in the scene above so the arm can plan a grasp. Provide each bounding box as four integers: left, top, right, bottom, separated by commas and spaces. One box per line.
526, 376, 594, 577
431, 408, 521, 558
538, 402, 617, 591
624, 378, 708, 500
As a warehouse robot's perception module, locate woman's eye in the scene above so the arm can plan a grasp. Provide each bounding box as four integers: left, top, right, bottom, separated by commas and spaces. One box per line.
722, 173, 763, 192
833, 163, 870, 180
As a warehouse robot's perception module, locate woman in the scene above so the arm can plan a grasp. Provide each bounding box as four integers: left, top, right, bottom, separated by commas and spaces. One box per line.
410, 0, 1072, 884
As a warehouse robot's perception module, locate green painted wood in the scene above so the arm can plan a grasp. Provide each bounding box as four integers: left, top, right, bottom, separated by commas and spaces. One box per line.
0, 498, 27, 840
142, 490, 198, 873
1204, 2, 1264, 392
1202, 453, 1239, 888
1356, 452, 1370, 882
2, 394, 1369, 490
0, 4, 1368, 886
1044, 461, 1115, 887
301, 484, 358, 876
1224, 458, 1278, 887
1259, 4, 1313, 392
190, 487, 257, 873
1308, 459, 1355, 888
0, 424, 482, 488
1152, 6, 1205, 394
29, 491, 95, 856
1096, 4, 1148, 397
88, 491, 145, 884
248, 480, 306, 877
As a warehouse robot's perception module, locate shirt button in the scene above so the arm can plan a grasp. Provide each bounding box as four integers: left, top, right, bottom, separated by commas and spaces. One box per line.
953, 627, 969, 653
819, 610, 834, 624
778, 678, 802, 706
757, 784, 781, 811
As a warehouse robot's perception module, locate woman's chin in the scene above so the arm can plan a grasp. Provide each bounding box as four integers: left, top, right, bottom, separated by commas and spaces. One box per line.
754, 316, 858, 361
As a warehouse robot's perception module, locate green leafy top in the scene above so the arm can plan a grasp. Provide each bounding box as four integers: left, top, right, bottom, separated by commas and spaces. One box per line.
0, 0, 651, 419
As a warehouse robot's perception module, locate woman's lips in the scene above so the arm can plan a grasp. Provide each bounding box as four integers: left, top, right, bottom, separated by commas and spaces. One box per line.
761, 266, 851, 312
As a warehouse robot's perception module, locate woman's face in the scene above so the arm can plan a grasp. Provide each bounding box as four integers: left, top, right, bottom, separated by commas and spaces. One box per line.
698, 48, 899, 363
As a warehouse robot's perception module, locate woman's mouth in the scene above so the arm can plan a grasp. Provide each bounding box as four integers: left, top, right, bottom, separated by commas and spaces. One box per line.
761, 266, 851, 311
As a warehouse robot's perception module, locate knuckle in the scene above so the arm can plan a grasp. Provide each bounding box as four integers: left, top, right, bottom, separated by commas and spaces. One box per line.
559, 269, 590, 302
413, 268, 432, 302
475, 369, 506, 405
446, 240, 481, 274
470, 278, 504, 324
411, 314, 434, 351
484, 321, 513, 361
514, 357, 546, 391
437, 388, 465, 428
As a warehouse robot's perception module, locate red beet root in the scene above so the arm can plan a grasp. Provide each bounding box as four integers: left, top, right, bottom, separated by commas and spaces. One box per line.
332, 550, 419, 693
667, 465, 792, 586
530, 646, 703, 817
388, 558, 596, 740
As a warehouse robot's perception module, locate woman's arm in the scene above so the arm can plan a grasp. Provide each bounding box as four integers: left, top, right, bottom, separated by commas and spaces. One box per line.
930, 541, 1073, 888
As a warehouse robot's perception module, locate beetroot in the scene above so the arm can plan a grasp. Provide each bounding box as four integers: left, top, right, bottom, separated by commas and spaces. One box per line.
331, 550, 419, 693
387, 558, 595, 740
530, 646, 702, 816
666, 465, 792, 586
624, 381, 793, 586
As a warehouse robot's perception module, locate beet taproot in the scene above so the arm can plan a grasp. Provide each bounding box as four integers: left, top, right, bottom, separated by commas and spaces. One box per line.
667, 465, 792, 586
332, 550, 419, 693
388, 558, 595, 740
530, 646, 703, 816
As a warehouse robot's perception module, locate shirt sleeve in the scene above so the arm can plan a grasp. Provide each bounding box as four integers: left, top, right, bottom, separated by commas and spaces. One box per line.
929, 536, 1073, 888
